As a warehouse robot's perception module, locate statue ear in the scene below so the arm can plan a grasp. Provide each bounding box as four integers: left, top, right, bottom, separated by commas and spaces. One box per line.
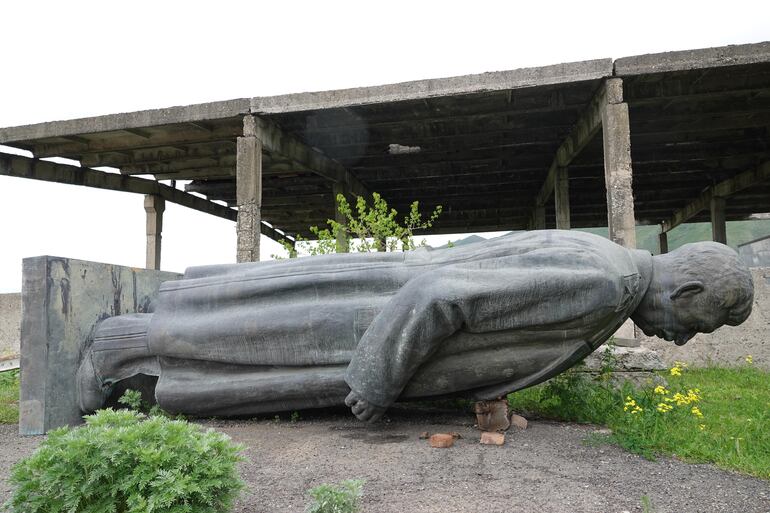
670, 281, 704, 300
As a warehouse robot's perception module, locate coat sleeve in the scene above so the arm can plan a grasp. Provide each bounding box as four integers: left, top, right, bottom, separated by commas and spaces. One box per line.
344, 249, 625, 408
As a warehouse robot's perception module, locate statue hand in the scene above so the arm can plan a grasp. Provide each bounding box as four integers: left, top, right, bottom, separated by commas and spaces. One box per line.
344, 391, 386, 423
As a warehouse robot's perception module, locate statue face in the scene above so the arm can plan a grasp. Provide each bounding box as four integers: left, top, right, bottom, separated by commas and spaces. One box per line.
634, 282, 728, 346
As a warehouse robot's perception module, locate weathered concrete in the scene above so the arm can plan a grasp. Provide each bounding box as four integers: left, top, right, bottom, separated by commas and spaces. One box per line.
532, 206, 546, 230
0, 293, 21, 357
20, 256, 180, 435
602, 79, 636, 249
641, 267, 770, 370
236, 116, 263, 263
739, 235, 770, 267
710, 196, 727, 244
0, 99, 250, 143
554, 167, 570, 230
579, 345, 666, 386
251, 59, 614, 114
658, 230, 669, 254
144, 194, 165, 270
614, 41, 770, 76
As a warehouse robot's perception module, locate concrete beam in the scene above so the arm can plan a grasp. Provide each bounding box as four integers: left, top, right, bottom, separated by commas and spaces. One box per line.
144, 195, 165, 270
554, 167, 570, 229
530, 205, 546, 230
252, 116, 369, 199
236, 117, 263, 263
661, 160, 770, 232
602, 78, 637, 248
0, 153, 291, 245
658, 229, 669, 254
251, 59, 612, 114
0, 153, 235, 220
710, 196, 727, 244
533, 77, 614, 210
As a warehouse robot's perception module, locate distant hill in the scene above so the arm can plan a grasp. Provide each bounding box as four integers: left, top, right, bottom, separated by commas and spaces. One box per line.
443, 234, 487, 247
580, 219, 770, 254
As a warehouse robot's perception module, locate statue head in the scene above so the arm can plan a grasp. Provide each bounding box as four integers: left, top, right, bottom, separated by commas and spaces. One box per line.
632, 241, 753, 345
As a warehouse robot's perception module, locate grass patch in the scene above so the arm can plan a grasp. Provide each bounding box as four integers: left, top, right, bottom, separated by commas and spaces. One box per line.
0, 369, 19, 424
508, 363, 769, 479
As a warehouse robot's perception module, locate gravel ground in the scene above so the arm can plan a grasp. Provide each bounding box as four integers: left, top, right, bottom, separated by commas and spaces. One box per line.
0, 407, 767, 513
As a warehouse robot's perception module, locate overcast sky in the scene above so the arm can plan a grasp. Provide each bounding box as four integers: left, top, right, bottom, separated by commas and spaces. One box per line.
1, 1, 768, 292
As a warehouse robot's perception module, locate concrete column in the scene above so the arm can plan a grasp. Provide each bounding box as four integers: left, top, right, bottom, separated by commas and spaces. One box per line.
602, 79, 639, 348
602, 78, 636, 249
554, 167, 570, 230
658, 229, 669, 254
532, 205, 546, 230
332, 182, 350, 253
236, 115, 263, 263
710, 196, 727, 244
143, 194, 165, 270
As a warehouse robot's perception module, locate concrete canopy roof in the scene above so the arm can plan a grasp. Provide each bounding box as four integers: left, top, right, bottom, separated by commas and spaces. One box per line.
1, 41, 769, 239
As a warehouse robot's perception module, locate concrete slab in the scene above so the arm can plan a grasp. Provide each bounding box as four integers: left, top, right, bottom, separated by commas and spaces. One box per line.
614, 41, 770, 76
20, 256, 180, 435
0, 98, 250, 143
250, 59, 613, 114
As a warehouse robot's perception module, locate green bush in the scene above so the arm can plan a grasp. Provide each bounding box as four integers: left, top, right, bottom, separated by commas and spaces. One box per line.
6, 409, 243, 513
306, 479, 364, 513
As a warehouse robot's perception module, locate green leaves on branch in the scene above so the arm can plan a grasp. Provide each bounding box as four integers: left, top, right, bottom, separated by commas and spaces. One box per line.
279, 192, 442, 257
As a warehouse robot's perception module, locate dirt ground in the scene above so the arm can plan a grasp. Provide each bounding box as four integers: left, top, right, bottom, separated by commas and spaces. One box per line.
0, 407, 767, 513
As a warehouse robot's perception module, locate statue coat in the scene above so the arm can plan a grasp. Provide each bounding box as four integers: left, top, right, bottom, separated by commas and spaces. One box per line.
138, 230, 652, 416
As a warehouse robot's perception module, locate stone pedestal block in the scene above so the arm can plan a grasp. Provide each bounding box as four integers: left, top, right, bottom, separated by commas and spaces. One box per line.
20, 256, 180, 435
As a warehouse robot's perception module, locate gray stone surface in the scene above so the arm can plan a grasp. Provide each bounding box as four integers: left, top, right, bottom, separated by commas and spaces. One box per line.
0, 293, 21, 357
20, 257, 180, 435
0, 99, 250, 143
581, 346, 666, 373
614, 41, 770, 76
77, 231, 753, 424
250, 59, 613, 114
641, 267, 770, 370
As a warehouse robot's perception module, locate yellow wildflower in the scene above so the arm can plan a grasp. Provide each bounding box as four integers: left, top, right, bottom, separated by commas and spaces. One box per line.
631, 405, 643, 414
745, 355, 753, 364
672, 392, 689, 406
670, 366, 682, 377
691, 406, 703, 418
654, 385, 668, 395
656, 402, 673, 413
686, 389, 700, 403
699, 424, 706, 431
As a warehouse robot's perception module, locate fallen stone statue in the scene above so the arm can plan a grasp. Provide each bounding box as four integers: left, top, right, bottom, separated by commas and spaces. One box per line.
77, 230, 753, 422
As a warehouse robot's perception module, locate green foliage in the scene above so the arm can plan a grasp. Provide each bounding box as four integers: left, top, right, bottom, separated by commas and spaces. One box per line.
306, 480, 364, 513
117, 389, 143, 412
508, 362, 770, 478
118, 389, 181, 420
290, 411, 301, 423
277, 192, 442, 257
0, 369, 19, 424
641, 495, 656, 513
6, 409, 244, 513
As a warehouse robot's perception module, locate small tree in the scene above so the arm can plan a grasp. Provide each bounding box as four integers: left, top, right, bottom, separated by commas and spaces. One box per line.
279, 192, 442, 257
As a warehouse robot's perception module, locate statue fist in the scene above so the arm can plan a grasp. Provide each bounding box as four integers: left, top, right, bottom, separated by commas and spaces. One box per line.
345, 391, 386, 423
